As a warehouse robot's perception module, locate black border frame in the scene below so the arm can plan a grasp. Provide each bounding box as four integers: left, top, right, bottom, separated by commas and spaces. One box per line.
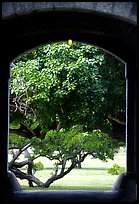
1, 9, 137, 203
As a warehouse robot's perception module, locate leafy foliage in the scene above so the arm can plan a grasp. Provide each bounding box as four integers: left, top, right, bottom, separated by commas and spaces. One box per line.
107, 163, 125, 175
33, 161, 44, 171
10, 41, 125, 133
9, 41, 125, 187
32, 126, 119, 162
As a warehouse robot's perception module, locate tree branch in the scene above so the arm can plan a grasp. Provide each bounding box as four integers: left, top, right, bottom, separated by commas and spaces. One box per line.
11, 167, 44, 187
108, 115, 126, 125
9, 142, 32, 167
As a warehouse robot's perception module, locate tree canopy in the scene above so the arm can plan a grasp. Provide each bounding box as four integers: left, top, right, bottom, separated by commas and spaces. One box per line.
10, 41, 126, 141
9, 41, 125, 187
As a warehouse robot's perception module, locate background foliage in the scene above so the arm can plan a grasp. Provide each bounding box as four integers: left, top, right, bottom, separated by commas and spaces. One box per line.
9, 41, 125, 187
10, 41, 125, 135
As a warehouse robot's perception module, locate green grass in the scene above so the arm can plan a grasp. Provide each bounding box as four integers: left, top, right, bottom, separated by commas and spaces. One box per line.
15, 147, 126, 191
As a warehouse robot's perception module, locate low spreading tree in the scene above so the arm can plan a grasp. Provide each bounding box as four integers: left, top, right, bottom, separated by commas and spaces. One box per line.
9, 126, 120, 188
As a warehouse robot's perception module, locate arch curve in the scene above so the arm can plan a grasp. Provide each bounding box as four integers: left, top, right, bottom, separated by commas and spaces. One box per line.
2, 2, 137, 22
3, 8, 137, 64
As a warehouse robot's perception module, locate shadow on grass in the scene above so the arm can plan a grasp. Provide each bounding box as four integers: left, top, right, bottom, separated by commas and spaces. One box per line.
43, 167, 108, 171
77, 167, 108, 171
21, 185, 112, 191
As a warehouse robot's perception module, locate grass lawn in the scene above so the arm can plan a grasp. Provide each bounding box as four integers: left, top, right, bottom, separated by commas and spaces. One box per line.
15, 147, 126, 191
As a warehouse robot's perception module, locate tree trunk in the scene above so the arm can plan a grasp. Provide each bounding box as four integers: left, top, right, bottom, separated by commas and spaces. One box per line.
27, 160, 34, 187
11, 167, 44, 187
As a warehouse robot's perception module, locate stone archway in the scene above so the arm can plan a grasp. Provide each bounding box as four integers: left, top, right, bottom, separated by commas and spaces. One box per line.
2, 2, 137, 62
2, 2, 137, 203
2, 2, 137, 22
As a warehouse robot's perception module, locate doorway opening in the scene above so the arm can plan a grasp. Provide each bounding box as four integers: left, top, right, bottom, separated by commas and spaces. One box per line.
9, 41, 126, 191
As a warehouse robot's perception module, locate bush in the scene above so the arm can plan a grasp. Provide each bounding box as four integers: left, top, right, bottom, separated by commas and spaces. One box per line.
107, 163, 125, 175
33, 161, 44, 171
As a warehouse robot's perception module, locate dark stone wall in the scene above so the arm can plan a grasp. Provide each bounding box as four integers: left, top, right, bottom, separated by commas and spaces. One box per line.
2, 2, 137, 23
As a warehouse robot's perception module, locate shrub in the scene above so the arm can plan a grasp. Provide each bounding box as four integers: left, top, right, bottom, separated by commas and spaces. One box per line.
107, 163, 125, 175
33, 161, 44, 171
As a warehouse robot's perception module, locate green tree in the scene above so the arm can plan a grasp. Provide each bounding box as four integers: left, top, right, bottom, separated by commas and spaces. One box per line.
10, 41, 125, 140
9, 126, 120, 187
9, 41, 125, 187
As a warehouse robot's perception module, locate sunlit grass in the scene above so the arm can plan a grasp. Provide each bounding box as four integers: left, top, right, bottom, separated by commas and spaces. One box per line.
15, 147, 126, 191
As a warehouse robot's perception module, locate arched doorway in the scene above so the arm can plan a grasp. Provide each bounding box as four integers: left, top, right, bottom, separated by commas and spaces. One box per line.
2, 5, 137, 203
